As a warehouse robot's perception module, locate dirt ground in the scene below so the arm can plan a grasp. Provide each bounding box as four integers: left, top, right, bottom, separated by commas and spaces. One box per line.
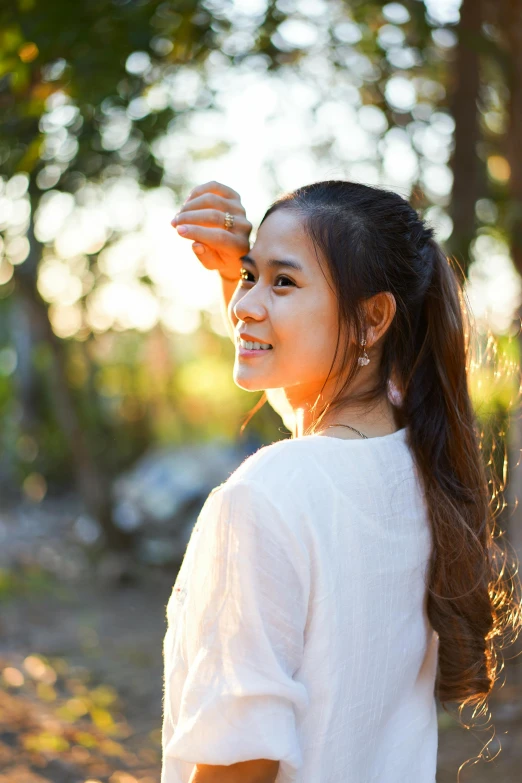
1, 564, 521, 783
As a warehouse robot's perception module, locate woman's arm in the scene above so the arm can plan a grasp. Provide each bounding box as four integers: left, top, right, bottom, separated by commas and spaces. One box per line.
190, 759, 279, 783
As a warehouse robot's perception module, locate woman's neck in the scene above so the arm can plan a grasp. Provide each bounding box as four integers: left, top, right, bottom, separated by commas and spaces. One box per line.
293, 396, 401, 440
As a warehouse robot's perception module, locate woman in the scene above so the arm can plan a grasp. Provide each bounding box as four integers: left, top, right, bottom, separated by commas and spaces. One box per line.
161, 180, 520, 783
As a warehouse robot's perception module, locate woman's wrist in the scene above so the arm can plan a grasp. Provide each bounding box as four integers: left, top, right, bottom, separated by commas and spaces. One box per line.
219, 270, 240, 282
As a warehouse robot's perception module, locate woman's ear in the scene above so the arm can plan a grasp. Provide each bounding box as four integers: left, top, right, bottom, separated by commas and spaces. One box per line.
366, 292, 396, 347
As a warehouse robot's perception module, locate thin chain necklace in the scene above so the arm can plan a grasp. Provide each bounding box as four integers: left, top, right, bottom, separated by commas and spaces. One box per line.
317, 423, 369, 440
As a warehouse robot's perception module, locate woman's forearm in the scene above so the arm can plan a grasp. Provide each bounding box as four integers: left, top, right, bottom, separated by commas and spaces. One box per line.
219, 271, 240, 343
190, 760, 279, 783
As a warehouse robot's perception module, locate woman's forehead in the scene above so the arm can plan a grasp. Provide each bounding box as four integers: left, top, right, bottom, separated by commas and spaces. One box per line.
254, 210, 321, 272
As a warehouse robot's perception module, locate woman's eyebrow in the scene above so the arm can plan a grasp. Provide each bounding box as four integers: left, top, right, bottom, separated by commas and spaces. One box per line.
239, 253, 303, 272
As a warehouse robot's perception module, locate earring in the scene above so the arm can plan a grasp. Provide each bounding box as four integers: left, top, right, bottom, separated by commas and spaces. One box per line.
358, 338, 370, 366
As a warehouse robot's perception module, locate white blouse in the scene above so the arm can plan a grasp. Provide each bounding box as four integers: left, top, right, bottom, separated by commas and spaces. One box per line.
161, 427, 439, 783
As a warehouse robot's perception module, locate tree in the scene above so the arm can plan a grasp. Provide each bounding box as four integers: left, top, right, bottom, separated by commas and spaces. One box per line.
1, 0, 216, 549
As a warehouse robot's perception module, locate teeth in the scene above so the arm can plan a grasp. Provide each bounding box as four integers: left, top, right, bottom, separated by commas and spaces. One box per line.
240, 338, 272, 350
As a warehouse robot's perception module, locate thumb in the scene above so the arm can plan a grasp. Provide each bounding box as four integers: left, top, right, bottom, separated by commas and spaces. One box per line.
192, 242, 234, 272
192, 243, 226, 271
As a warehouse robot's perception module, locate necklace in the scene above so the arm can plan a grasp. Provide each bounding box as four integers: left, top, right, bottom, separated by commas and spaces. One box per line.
317, 423, 369, 439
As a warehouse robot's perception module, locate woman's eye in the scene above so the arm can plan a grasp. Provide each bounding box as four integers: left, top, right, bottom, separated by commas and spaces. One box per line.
239, 269, 294, 288
275, 275, 294, 287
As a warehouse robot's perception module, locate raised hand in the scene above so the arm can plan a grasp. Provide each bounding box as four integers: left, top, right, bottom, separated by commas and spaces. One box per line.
172, 181, 253, 281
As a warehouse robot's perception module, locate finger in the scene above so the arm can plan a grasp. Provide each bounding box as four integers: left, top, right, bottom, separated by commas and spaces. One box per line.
175, 223, 242, 246
172, 208, 251, 229
192, 243, 230, 270
177, 192, 243, 218
186, 180, 240, 203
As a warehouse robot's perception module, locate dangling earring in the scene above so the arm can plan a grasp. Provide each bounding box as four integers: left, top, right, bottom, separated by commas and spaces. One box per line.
358, 338, 370, 366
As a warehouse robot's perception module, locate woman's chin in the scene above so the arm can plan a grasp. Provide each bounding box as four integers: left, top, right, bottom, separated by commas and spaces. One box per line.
233, 368, 275, 392
233, 376, 267, 392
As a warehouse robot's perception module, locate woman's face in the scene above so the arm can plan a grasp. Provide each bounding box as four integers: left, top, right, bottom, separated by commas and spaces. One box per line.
229, 209, 352, 410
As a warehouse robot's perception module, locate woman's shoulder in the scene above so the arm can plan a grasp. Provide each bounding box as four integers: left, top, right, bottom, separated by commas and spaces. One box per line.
202, 440, 318, 553
226, 436, 316, 486
203, 438, 315, 511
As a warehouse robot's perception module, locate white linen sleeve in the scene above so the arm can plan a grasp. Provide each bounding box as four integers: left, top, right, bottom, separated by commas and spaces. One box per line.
163, 478, 310, 772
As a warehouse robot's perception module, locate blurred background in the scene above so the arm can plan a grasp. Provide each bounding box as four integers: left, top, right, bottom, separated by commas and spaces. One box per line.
1, 0, 521, 780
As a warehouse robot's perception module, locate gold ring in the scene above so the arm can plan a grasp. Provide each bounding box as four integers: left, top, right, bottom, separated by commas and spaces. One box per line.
224, 212, 235, 230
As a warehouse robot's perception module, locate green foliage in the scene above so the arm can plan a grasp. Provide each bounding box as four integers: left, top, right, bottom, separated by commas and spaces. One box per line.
0, 0, 217, 188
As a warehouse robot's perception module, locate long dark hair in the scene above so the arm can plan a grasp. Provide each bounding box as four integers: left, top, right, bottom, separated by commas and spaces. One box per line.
243, 180, 522, 718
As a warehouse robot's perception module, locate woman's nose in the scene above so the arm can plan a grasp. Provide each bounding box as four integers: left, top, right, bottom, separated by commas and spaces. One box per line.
232, 284, 267, 321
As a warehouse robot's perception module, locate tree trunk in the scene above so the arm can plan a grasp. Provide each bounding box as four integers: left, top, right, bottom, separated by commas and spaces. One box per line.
14, 200, 134, 552
499, 1, 522, 275
448, 0, 483, 279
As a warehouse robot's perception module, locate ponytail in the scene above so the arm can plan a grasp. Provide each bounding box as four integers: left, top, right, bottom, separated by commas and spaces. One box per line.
402, 240, 519, 710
